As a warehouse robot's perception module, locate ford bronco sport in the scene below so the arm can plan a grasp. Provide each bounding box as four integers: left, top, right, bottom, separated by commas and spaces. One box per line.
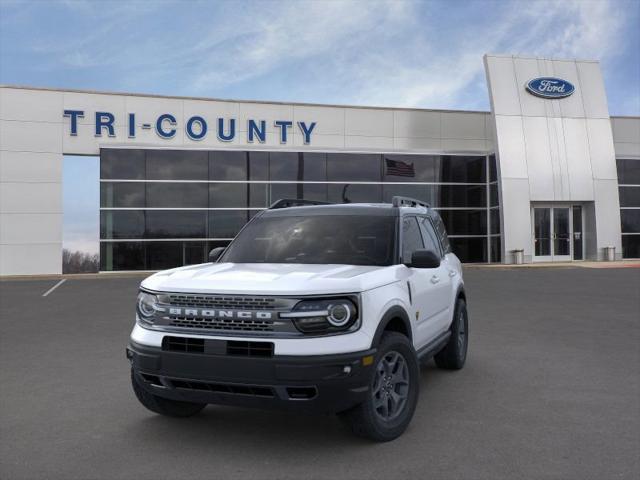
127, 196, 469, 441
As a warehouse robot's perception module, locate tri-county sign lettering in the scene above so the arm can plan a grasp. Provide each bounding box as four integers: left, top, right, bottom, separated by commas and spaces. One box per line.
62, 110, 317, 144
525, 77, 575, 99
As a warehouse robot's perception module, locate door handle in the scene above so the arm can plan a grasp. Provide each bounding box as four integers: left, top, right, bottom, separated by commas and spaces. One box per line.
430, 275, 440, 284
448, 270, 457, 277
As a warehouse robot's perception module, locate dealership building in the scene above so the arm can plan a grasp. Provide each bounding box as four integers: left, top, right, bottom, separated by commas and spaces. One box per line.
1, 54, 639, 275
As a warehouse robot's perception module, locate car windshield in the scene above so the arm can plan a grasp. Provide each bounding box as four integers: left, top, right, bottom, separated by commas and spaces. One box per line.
220, 214, 396, 266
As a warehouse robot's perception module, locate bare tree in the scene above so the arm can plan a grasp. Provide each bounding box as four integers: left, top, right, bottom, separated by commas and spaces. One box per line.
62, 249, 99, 274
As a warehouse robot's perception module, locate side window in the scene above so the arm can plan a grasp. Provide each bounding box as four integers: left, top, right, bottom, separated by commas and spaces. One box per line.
402, 217, 424, 263
431, 213, 451, 253
419, 217, 442, 257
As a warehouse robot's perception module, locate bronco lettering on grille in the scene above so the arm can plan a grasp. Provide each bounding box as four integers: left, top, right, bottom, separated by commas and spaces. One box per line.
168, 308, 273, 320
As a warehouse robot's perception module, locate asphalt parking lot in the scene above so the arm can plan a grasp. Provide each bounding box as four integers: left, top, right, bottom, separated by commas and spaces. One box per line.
1, 267, 639, 480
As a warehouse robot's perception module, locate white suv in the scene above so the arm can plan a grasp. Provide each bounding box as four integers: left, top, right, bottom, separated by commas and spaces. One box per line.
127, 197, 468, 442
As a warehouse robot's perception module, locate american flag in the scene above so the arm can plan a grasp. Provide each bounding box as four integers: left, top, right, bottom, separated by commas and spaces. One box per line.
385, 158, 415, 177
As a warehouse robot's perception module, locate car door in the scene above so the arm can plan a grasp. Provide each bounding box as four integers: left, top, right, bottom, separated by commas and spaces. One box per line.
400, 216, 446, 349
418, 216, 453, 335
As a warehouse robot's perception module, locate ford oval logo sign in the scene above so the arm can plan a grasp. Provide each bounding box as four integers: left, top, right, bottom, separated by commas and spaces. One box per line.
526, 77, 575, 99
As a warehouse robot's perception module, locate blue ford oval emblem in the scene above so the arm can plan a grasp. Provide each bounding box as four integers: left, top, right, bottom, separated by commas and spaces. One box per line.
526, 77, 575, 99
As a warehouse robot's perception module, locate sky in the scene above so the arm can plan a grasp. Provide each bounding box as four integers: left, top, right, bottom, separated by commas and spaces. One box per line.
1, 0, 639, 254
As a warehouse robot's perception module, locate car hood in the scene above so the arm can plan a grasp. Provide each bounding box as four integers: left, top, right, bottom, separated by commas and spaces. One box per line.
140, 262, 401, 295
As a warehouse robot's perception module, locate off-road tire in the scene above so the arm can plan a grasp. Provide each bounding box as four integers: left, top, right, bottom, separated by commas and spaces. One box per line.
338, 332, 419, 442
434, 298, 468, 370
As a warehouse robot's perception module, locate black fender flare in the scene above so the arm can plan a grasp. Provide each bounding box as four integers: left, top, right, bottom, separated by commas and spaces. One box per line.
371, 305, 413, 347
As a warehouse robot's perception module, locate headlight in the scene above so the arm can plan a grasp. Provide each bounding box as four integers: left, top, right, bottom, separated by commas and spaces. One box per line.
136, 291, 158, 325
281, 297, 359, 335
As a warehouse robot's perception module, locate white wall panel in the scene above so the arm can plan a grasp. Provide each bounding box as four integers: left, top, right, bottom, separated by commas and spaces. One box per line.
484, 55, 521, 116
553, 60, 586, 119
0, 151, 62, 182
593, 179, 622, 259
0, 243, 61, 275
344, 135, 394, 150
0, 120, 63, 153
522, 116, 554, 200
393, 137, 442, 152
576, 62, 610, 119
293, 106, 344, 136
441, 138, 488, 152
63, 92, 127, 126
611, 117, 640, 144
500, 178, 533, 261
0, 88, 63, 122
0, 213, 62, 244
345, 109, 393, 137
238, 102, 294, 134
441, 112, 486, 139
587, 119, 619, 179
494, 115, 528, 178
563, 118, 594, 200
393, 110, 440, 139
513, 57, 546, 117
0, 182, 61, 213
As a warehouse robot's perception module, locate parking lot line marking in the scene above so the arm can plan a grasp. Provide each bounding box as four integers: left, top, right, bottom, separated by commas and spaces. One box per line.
42, 279, 66, 297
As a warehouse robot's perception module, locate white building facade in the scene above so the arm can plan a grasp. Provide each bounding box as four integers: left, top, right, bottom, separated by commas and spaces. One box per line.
1, 54, 639, 275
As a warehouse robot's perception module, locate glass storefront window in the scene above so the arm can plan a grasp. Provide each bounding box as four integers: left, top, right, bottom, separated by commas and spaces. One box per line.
100, 149, 145, 179
209, 150, 248, 181
438, 210, 487, 236
146, 150, 208, 180
145, 210, 207, 238
619, 187, 640, 207
100, 211, 145, 239
146, 183, 208, 208
620, 210, 640, 233
327, 183, 382, 203
617, 159, 640, 185
327, 153, 382, 181
621, 235, 640, 258
100, 149, 501, 269
100, 182, 145, 208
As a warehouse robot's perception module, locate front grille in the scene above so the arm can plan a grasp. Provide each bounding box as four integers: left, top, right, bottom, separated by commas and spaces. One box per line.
167, 294, 279, 310
168, 316, 275, 332
169, 379, 274, 398
162, 336, 205, 353
227, 340, 274, 357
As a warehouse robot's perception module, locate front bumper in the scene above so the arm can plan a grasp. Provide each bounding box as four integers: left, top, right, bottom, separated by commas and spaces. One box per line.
127, 340, 376, 414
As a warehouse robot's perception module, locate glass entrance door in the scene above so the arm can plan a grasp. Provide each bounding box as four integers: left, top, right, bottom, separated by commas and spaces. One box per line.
533, 205, 582, 262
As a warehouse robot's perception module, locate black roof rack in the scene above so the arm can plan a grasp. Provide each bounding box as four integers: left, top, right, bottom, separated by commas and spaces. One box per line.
269, 198, 333, 209
391, 196, 430, 209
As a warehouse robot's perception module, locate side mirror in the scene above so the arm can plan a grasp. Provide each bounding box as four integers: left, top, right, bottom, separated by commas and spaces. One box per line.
407, 249, 440, 269
208, 247, 226, 262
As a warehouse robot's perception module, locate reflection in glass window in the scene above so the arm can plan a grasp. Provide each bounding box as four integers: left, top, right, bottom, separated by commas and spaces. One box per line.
383, 155, 439, 182
449, 237, 487, 263
418, 217, 441, 256
209, 183, 248, 208
100, 211, 145, 239
490, 236, 501, 262
100, 149, 145, 179
146, 183, 208, 208
146, 150, 208, 180
248, 152, 269, 181
100, 182, 145, 208
489, 154, 497, 182
621, 235, 640, 258
328, 184, 382, 204
145, 211, 207, 238
210, 150, 248, 181
270, 183, 327, 204
621, 210, 640, 233
146, 242, 184, 270
438, 210, 487, 236
209, 210, 258, 238
100, 242, 145, 270
432, 184, 486, 208
269, 152, 299, 181
490, 209, 501, 234
617, 158, 640, 185
438, 156, 486, 183
382, 184, 429, 204
327, 153, 381, 181
618, 186, 640, 207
